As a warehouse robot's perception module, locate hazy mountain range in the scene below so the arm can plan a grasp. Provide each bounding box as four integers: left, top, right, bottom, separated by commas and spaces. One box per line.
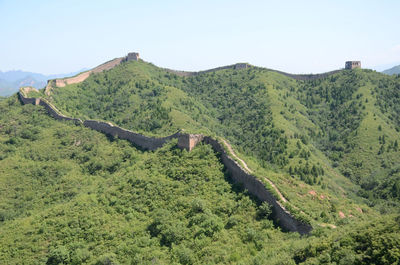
0, 69, 87, 96
383, 65, 400, 75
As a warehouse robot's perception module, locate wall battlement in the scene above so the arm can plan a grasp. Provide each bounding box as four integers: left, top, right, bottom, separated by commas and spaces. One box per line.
18, 91, 312, 234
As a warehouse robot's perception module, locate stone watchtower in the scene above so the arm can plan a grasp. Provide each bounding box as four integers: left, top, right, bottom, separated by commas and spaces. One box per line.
345, 61, 361, 69
177, 134, 204, 151
126, 52, 140, 61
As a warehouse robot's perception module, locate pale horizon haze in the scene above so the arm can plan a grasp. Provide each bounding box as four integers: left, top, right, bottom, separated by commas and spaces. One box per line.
1, 0, 400, 75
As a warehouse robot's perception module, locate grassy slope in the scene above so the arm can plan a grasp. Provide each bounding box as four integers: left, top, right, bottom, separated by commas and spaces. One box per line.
290, 70, 400, 210
255, 71, 366, 223
46, 61, 212, 137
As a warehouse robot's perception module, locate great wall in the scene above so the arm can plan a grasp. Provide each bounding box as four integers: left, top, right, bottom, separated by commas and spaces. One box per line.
163, 64, 342, 80
16, 52, 349, 234
44, 57, 125, 95
18, 88, 312, 235
43, 52, 343, 98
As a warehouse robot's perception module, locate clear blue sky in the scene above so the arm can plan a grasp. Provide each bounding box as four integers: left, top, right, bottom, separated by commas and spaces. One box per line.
1, 0, 400, 74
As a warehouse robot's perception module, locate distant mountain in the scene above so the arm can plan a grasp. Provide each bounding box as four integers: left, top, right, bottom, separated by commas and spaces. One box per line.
382, 65, 400, 75
0, 69, 87, 96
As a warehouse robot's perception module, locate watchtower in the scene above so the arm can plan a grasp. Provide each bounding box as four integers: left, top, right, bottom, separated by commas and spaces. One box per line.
177, 134, 204, 151
345, 61, 361, 69
126, 52, 140, 61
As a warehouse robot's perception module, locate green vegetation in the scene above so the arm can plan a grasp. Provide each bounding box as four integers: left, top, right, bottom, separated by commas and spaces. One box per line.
293, 70, 400, 208
40, 61, 400, 210
0, 96, 303, 264
294, 215, 400, 264
4, 58, 400, 264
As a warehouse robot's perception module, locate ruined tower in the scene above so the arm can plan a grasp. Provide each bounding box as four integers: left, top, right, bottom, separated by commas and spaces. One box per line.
126, 52, 140, 61
345, 61, 361, 69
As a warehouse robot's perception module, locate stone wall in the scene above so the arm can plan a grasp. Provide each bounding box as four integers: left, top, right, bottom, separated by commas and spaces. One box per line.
203, 136, 312, 234
234, 63, 249, 70
18, 92, 312, 234
126, 52, 140, 61
345, 61, 361, 70
45, 57, 125, 95
37, 99, 82, 124
83, 120, 181, 151
251, 67, 342, 81
18, 92, 37, 105
19, 92, 82, 124
19, 91, 182, 150
197, 63, 249, 74
177, 134, 204, 151
164, 63, 340, 81
163, 63, 251, 77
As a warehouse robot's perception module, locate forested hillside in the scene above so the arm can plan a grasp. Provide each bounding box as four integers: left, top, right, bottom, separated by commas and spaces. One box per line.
43, 60, 400, 211
2, 58, 400, 264
0, 96, 304, 264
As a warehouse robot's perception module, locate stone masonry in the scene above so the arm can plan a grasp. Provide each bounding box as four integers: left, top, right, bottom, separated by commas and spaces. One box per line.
45, 52, 139, 95
345, 61, 361, 69
177, 134, 204, 151
126, 52, 140, 61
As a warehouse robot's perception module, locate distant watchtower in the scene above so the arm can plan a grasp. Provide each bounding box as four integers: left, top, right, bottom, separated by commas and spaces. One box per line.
126, 52, 140, 61
345, 61, 361, 69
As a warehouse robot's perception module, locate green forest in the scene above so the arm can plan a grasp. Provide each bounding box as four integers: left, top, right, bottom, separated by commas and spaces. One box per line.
1, 59, 400, 264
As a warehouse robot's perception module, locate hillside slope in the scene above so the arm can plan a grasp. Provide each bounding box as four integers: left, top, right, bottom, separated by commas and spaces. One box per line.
0, 96, 306, 264
39, 59, 400, 212
383, 64, 400, 75
3, 81, 400, 265
4, 56, 400, 264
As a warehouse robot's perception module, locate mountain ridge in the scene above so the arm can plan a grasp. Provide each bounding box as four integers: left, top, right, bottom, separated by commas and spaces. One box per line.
1, 54, 399, 264
39, 57, 400, 210
383, 64, 400, 75
44, 54, 344, 97
29, 58, 383, 218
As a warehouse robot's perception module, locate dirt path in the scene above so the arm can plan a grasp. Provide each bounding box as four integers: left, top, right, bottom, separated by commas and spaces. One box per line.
221, 139, 287, 203
221, 139, 339, 228
319, 223, 337, 229
221, 139, 253, 173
